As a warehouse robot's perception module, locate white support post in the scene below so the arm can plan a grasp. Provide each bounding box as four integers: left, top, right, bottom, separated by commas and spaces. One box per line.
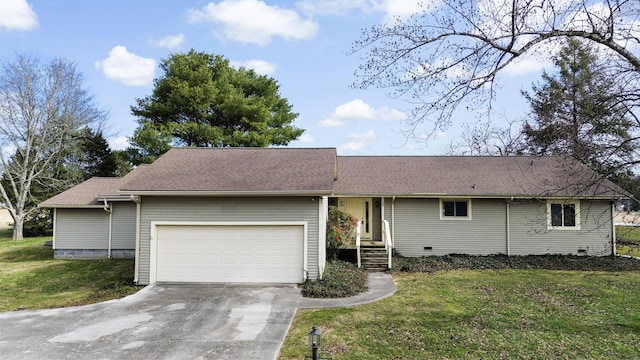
356, 220, 362, 268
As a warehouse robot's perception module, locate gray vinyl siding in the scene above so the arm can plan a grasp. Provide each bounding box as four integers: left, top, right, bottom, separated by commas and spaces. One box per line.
392, 198, 507, 256
55, 209, 109, 250
509, 199, 613, 256
111, 202, 136, 249
384, 197, 613, 257
137, 196, 320, 285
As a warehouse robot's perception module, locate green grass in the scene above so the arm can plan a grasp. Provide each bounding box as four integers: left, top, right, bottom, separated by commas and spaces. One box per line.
0, 230, 141, 312
279, 269, 640, 359
617, 226, 640, 257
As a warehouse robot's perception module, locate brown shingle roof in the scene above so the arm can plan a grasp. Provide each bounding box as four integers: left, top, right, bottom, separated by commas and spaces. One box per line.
333, 155, 626, 198
40, 165, 149, 207
40, 177, 123, 207
120, 147, 338, 194
41, 149, 627, 207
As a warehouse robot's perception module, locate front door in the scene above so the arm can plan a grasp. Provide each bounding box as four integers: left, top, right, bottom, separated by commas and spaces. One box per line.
339, 198, 373, 240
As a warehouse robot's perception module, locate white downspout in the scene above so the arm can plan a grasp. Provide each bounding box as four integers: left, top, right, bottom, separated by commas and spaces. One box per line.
506, 200, 511, 256
392, 196, 396, 247
611, 201, 617, 256
132, 195, 141, 284
103, 199, 112, 258
52, 208, 57, 249
318, 196, 328, 279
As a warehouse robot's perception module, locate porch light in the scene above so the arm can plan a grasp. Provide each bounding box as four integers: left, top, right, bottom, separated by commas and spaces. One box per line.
308, 325, 321, 360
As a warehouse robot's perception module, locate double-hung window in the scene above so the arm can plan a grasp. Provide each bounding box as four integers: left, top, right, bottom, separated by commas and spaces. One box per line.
547, 200, 580, 230
440, 199, 471, 220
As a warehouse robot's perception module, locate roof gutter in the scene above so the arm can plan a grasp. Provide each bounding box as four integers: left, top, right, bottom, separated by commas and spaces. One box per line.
97, 195, 134, 202
118, 190, 334, 197
38, 204, 105, 209
332, 194, 623, 200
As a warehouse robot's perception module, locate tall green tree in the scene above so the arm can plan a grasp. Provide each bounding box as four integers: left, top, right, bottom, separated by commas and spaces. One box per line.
0, 54, 107, 240
76, 128, 117, 179
128, 50, 303, 164
522, 39, 635, 177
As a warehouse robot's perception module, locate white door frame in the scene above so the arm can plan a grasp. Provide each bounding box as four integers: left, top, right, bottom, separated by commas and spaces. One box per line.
149, 221, 308, 284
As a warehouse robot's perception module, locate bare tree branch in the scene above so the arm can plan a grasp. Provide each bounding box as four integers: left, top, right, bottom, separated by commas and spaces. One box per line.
0, 55, 107, 240
351, 0, 640, 139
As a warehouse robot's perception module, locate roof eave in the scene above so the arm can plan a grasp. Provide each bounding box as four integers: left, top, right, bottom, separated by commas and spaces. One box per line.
332, 193, 625, 200
96, 195, 134, 202
39, 204, 105, 209
118, 190, 334, 197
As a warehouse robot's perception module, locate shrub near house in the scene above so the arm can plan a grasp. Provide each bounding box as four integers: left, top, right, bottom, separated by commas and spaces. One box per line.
326, 206, 357, 260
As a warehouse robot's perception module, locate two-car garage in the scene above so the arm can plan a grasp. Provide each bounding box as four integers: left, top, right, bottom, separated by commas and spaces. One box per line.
150, 222, 307, 284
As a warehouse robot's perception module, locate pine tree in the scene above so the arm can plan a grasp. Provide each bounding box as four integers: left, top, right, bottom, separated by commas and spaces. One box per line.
127, 50, 303, 164
77, 128, 117, 179
522, 39, 634, 176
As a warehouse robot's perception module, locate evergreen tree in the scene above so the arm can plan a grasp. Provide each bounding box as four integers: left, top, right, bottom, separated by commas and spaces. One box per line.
77, 128, 117, 179
128, 50, 303, 164
522, 39, 634, 176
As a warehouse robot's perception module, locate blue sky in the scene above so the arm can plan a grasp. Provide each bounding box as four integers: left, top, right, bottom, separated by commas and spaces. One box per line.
0, 0, 550, 155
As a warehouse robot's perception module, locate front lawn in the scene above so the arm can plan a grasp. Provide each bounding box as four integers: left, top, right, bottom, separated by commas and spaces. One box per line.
280, 268, 640, 359
617, 225, 640, 257
0, 230, 141, 312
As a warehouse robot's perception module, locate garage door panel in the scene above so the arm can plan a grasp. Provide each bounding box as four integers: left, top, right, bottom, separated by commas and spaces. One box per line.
155, 224, 304, 283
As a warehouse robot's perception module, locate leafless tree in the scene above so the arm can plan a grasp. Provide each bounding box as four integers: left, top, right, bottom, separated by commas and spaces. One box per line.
351, 0, 640, 143
0, 55, 107, 240
445, 117, 526, 155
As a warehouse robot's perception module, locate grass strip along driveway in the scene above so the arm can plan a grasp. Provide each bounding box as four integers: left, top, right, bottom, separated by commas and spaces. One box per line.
280, 261, 640, 359
0, 231, 140, 312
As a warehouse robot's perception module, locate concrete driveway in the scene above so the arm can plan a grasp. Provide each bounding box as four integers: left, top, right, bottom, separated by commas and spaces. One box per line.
0, 284, 302, 360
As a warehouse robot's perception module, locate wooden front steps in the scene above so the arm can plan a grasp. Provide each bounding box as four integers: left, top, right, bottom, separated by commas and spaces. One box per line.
360, 241, 388, 272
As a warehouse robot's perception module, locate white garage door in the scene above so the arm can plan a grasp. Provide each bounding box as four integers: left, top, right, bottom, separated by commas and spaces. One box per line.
155, 224, 304, 283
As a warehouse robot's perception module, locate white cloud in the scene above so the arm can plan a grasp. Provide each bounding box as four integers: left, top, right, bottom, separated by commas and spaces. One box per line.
340, 129, 377, 153
319, 99, 406, 127
502, 49, 555, 76
230, 59, 276, 75
334, 99, 374, 119
297, 133, 316, 143
296, 0, 423, 19
108, 136, 130, 151
0, 0, 38, 31
148, 34, 184, 49
187, 0, 318, 46
95, 46, 156, 86
318, 118, 345, 127
296, 0, 366, 16
372, 0, 424, 21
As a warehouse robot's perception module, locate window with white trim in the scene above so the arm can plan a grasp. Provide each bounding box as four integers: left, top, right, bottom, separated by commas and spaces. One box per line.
547, 200, 580, 230
440, 199, 471, 220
